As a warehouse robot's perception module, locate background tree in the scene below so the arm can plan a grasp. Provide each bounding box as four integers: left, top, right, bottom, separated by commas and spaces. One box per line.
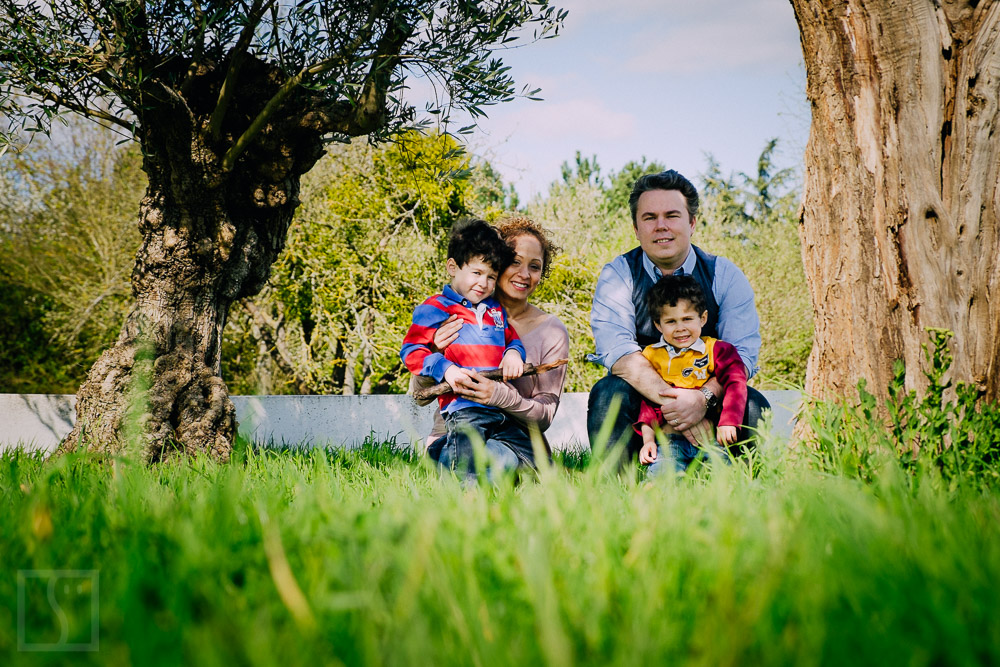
703, 139, 794, 233
697, 143, 811, 387
0, 122, 144, 392
0, 0, 564, 461
559, 150, 602, 189
231, 131, 475, 396
604, 157, 667, 213
790, 1, 1000, 404
0, 128, 811, 402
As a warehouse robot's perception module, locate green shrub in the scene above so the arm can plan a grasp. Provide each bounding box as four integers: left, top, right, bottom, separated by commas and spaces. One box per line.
804, 328, 1000, 491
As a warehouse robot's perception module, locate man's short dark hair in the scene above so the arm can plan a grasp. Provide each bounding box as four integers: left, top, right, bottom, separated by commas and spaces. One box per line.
646, 274, 708, 320
628, 170, 700, 224
447, 218, 514, 272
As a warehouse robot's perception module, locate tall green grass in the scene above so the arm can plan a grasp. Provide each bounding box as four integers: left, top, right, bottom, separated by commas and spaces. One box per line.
2, 435, 999, 666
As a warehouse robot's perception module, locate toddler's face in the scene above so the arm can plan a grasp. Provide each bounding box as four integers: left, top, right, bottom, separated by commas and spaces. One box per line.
447, 256, 497, 304
653, 299, 707, 349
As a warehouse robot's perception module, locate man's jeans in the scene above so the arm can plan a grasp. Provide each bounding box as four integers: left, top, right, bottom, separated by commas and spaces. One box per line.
586, 374, 771, 462
645, 434, 731, 477
432, 406, 538, 479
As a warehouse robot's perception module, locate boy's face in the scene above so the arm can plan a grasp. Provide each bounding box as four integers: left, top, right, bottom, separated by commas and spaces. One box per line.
653, 299, 708, 349
447, 256, 497, 305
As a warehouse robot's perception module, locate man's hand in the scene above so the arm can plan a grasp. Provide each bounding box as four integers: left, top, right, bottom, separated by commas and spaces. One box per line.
656, 386, 708, 432
500, 349, 524, 381
432, 315, 462, 352
687, 418, 717, 448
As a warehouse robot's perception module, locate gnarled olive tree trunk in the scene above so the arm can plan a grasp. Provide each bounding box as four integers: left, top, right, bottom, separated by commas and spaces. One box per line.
791, 0, 1000, 402
58, 62, 325, 462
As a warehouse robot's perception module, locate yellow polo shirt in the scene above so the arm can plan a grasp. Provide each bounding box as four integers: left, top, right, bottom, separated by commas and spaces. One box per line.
641, 336, 717, 389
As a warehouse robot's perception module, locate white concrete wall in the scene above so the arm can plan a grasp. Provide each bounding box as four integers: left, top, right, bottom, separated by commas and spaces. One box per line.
0, 391, 801, 454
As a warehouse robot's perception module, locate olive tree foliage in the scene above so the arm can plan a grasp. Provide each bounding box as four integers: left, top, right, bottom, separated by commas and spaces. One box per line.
0, 0, 564, 461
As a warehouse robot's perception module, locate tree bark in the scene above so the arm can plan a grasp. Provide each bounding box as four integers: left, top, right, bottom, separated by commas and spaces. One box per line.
791, 0, 1000, 403
59, 58, 326, 462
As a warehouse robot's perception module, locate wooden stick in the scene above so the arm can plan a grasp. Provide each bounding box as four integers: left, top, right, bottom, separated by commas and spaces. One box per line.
412, 358, 569, 401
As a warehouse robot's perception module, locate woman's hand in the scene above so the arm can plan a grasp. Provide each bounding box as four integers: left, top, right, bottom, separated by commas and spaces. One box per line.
432, 315, 462, 352
443, 365, 474, 393
450, 370, 498, 403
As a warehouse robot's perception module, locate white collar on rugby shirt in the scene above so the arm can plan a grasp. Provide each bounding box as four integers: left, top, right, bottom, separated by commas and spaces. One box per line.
650, 336, 707, 358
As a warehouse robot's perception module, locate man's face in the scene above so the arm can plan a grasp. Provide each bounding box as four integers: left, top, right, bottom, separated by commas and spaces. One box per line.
634, 189, 696, 273
447, 256, 497, 305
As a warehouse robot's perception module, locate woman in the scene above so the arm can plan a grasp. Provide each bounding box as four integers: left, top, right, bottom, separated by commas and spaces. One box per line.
415, 216, 569, 472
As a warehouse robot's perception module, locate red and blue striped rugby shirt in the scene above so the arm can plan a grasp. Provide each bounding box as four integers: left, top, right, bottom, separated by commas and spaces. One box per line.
401, 284, 526, 414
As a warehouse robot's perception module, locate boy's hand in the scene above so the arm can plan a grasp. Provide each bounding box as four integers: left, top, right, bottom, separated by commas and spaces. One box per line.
639, 440, 658, 465
716, 425, 738, 445
432, 315, 462, 352
443, 365, 473, 392
500, 349, 524, 381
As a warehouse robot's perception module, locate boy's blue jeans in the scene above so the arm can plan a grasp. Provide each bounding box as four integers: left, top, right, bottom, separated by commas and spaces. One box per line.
646, 433, 731, 477
433, 406, 539, 479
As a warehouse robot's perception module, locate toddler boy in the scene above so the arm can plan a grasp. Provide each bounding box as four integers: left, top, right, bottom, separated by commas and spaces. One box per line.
636, 275, 748, 474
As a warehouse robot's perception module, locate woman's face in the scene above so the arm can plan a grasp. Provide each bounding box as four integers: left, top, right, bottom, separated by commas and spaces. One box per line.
498, 233, 545, 302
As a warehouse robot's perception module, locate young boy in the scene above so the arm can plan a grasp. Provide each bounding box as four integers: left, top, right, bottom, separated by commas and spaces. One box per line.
400, 218, 528, 476
635, 275, 748, 475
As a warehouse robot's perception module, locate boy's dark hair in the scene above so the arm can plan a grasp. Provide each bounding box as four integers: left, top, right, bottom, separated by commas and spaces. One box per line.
447, 218, 514, 272
629, 169, 700, 224
646, 274, 708, 319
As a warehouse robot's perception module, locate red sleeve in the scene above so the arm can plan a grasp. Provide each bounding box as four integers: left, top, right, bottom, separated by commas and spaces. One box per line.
713, 341, 748, 426
400, 296, 453, 379
633, 400, 664, 435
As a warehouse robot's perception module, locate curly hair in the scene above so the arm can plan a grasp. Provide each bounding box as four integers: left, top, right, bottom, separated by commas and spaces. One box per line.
447, 218, 515, 272
494, 215, 561, 279
646, 274, 708, 320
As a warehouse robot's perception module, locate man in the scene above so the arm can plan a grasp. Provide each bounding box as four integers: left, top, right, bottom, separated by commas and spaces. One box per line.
587, 169, 769, 460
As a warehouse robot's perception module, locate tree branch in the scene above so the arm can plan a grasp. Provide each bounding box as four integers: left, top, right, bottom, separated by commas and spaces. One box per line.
31, 88, 135, 132
241, 300, 311, 393
207, 0, 274, 143
221, 10, 414, 172
412, 359, 569, 401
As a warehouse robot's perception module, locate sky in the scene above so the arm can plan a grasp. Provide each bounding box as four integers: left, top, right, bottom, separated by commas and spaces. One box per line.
428, 0, 810, 200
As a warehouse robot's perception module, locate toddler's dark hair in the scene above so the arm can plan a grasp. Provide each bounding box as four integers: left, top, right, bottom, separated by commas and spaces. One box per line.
447, 218, 514, 272
646, 274, 708, 319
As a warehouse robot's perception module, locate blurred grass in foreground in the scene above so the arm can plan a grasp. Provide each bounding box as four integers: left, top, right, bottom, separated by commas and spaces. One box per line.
1, 435, 998, 666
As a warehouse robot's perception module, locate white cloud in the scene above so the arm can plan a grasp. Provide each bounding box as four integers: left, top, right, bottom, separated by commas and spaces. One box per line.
484, 98, 638, 143
467, 98, 640, 198
564, 0, 802, 75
